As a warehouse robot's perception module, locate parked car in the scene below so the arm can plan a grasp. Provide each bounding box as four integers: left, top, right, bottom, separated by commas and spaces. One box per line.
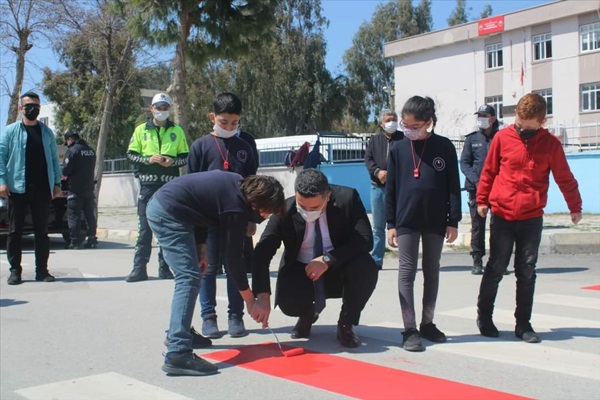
0, 179, 86, 246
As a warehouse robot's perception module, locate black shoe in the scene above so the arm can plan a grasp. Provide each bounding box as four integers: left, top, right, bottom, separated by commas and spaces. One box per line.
419, 322, 447, 342
7, 271, 22, 285
472, 265, 483, 275
69, 242, 84, 250
164, 327, 213, 349
125, 268, 148, 282
84, 239, 98, 249
337, 322, 360, 348
158, 267, 174, 280
402, 328, 424, 352
162, 352, 219, 376
477, 317, 499, 337
291, 314, 315, 339
515, 324, 541, 343
35, 272, 55, 282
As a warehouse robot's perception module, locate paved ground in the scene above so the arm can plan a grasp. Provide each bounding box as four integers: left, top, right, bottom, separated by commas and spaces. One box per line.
1, 235, 599, 400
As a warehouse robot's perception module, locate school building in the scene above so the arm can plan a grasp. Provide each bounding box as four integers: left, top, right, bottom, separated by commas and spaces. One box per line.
384, 0, 600, 149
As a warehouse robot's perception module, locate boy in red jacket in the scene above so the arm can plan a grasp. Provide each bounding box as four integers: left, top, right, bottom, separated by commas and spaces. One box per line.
476, 93, 582, 343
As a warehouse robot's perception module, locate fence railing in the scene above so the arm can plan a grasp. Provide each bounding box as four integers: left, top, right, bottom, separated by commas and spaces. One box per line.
103, 158, 133, 174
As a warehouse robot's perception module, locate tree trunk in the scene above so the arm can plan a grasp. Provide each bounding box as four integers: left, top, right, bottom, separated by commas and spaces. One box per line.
168, 41, 192, 143
6, 32, 32, 125
93, 87, 116, 213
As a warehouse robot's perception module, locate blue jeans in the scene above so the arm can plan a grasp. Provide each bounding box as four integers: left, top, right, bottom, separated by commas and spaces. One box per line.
370, 185, 386, 266
199, 227, 244, 320
146, 197, 199, 354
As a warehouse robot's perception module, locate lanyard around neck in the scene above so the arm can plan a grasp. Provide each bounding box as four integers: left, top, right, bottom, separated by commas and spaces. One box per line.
213, 134, 230, 170
410, 139, 428, 179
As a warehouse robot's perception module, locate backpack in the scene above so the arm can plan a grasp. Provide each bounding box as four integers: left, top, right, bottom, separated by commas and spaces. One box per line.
284, 141, 310, 169
303, 139, 322, 169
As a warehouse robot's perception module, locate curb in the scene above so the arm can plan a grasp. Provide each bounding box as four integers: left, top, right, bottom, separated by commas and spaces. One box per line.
97, 228, 600, 254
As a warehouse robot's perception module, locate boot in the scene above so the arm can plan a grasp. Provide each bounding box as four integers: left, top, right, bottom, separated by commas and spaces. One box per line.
158, 267, 174, 280
125, 268, 148, 282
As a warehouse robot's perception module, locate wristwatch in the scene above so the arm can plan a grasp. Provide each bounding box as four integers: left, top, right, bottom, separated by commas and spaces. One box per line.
322, 253, 332, 266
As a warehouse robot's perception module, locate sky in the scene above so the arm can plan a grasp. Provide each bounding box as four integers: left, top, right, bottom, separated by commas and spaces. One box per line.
0, 0, 552, 130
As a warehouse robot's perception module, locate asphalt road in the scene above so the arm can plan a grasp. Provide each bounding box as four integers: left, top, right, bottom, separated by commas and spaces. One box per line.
1, 236, 599, 400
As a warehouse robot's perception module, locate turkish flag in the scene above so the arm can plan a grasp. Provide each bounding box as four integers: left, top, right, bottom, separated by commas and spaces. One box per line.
520, 62, 524, 86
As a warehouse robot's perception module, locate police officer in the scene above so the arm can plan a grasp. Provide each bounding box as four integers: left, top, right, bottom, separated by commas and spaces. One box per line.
460, 105, 499, 275
62, 130, 98, 249
125, 93, 189, 282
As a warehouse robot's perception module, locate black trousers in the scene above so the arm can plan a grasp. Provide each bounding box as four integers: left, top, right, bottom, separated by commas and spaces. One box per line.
67, 191, 97, 244
468, 190, 487, 258
6, 185, 51, 274
133, 185, 168, 270
276, 252, 379, 325
477, 214, 543, 325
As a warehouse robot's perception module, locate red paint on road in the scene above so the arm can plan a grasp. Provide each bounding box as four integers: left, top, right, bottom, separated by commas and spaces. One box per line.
203, 343, 531, 400
582, 284, 600, 291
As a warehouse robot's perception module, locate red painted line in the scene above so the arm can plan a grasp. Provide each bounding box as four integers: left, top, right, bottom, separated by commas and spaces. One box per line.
203, 343, 531, 400
582, 285, 600, 291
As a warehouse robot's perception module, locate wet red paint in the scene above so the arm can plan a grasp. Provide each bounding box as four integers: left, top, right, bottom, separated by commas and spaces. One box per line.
203, 343, 531, 400
582, 284, 600, 291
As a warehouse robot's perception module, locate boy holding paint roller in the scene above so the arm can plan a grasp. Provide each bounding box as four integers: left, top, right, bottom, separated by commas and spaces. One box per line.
253, 169, 379, 348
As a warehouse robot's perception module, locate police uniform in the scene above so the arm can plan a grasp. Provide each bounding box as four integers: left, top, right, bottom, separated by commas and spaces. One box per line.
62, 133, 97, 248
126, 118, 189, 277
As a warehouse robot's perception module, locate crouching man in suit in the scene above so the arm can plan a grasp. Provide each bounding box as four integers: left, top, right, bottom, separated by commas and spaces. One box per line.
253, 169, 379, 348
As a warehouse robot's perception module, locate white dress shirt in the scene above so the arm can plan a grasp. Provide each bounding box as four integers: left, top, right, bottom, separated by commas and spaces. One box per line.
297, 212, 333, 264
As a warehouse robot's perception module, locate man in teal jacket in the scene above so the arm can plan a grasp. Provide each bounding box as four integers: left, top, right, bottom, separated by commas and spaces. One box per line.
0, 91, 62, 285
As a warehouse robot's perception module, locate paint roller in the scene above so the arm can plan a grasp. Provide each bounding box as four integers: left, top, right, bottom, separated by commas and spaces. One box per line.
267, 326, 305, 357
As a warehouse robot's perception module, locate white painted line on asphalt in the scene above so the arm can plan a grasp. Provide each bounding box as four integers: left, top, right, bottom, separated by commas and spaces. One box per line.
82, 273, 101, 278
367, 322, 600, 381
15, 372, 194, 400
535, 293, 600, 310
440, 307, 600, 335
216, 296, 229, 302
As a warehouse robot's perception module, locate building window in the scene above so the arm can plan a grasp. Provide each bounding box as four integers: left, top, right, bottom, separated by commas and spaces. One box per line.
581, 82, 600, 112
485, 95, 503, 118
39, 117, 49, 125
532, 33, 552, 60
486, 43, 503, 69
580, 22, 600, 53
534, 89, 553, 116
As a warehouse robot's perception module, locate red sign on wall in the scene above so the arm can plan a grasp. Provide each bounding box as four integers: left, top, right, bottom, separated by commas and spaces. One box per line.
478, 15, 505, 36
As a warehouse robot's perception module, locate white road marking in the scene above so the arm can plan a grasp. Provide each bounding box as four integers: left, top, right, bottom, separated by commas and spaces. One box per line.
16, 372, 194, 400
366, 322, 600, 381
535, 293, 600, 310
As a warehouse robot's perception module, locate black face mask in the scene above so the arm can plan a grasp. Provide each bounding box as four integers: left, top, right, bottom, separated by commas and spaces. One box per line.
516, 125, 539, 139
23, 104, 40, 121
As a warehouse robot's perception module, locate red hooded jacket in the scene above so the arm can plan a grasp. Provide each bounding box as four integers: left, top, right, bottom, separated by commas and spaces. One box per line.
477, 125, 582, 221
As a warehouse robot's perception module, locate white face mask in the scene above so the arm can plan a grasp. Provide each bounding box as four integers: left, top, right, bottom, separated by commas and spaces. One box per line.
213, 124, 238, 138
383, 121, 398, 134
296, 202, 325, 223
153, 110, 169, 122
476, 117, 490, 130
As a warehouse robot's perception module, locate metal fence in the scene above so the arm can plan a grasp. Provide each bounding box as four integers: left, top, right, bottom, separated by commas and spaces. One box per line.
103, 123, 600, 172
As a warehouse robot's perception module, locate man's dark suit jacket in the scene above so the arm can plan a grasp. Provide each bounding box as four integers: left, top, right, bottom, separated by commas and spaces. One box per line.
252, 184, 373, 304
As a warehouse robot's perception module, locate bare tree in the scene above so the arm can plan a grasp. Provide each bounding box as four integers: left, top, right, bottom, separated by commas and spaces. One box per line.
0, 0, 59, 125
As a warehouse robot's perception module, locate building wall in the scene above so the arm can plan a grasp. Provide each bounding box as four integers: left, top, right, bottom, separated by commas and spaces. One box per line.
388, 1, 600, 138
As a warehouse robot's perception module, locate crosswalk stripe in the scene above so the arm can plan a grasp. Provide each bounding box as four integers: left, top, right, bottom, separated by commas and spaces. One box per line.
535, 293, 600, 310
365, 322, 600, 381
15, 372, 193, 400
439, 307, 600, 336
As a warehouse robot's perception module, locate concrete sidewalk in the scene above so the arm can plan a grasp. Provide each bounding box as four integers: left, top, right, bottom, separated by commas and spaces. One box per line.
96, 206, 600, 254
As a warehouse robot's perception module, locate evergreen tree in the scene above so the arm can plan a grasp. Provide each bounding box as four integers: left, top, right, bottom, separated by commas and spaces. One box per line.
478, 4, 493, 20
447, 0, 470, 26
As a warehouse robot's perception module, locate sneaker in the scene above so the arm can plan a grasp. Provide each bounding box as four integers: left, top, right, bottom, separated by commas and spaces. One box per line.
477, 317, 499, 337
402, 328, 424, 352
419, 322, 447, 342
471, 265, 483, 275
158, 267, 174, 280
228, 316, 247, 338
69, 242, 84, 250
7, 271, 22, 285
35, 272, 55, 282
202, 318, 221, 339
515, 324, 541, 343
164, 327, 213, 349
162, 352, 219, 376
